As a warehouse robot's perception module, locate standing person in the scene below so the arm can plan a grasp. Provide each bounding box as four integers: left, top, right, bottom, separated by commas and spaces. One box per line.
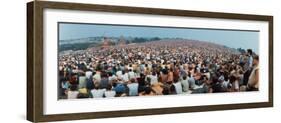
247, 56, 259, 91
243, 49, 253, 85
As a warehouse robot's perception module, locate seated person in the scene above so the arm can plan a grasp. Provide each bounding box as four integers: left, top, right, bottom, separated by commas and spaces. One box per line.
139, 86, 155, 96
151, 82, 164, 95
78, 75, 87, 89
100, 71, 109, 89
173, 78, 183, 94
127, 78, 139, 96
147, 71, 158, 85
77, 93, 90, 99
192, 75, 209, 94
114, 83, 127, 97
85, 69, 93, 79
188, 74, 196, 90
229, 75, 239, 92
91, 82, 106, 98
181, 76, 190, 93
67, 85, 79, 99
128, 69, 136, 80
104, 84, 116, 98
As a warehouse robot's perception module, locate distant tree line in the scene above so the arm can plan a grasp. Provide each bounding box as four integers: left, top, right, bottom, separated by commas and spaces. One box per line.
59, 37, 162, 51
237, 48, 246, 54
130, 37, 161, 43
59, 42, 98, 52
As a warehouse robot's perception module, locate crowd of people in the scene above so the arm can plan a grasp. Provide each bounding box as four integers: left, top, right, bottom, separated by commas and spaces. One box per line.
58, 40, 259, 99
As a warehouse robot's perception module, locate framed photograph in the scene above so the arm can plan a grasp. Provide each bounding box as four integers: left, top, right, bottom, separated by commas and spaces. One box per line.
27, 1, 273, 122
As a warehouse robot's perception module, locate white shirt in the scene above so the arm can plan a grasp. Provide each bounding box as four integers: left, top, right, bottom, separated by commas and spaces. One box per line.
128, 71, 136, 80
127, 66, 133, 71
91, 89, 106, 98
93, 73, 101, 82
173, 82, 183, 94
78, 76, 87, 89
188, 77, 196, 90
116, 71, 122, 78
127, 83, 139, 96
67, 91, 79, 99
181, 79, 189, 92
104, 91, 116, 98
249, 56, 253, 68
147, 75, 158, 85
222, 80, 230, 89
234, 81, 239, 90
108, 75, 117, 81
146, 54, 150, 60
85, 71, 93, 79
121, 73, 129, 82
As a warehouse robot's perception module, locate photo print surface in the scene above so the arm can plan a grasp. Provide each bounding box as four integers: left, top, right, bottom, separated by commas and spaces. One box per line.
58, 22, 260, 100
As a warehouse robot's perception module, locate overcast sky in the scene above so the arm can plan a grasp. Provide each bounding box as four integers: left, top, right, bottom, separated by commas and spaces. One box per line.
59, 23, 259, 53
